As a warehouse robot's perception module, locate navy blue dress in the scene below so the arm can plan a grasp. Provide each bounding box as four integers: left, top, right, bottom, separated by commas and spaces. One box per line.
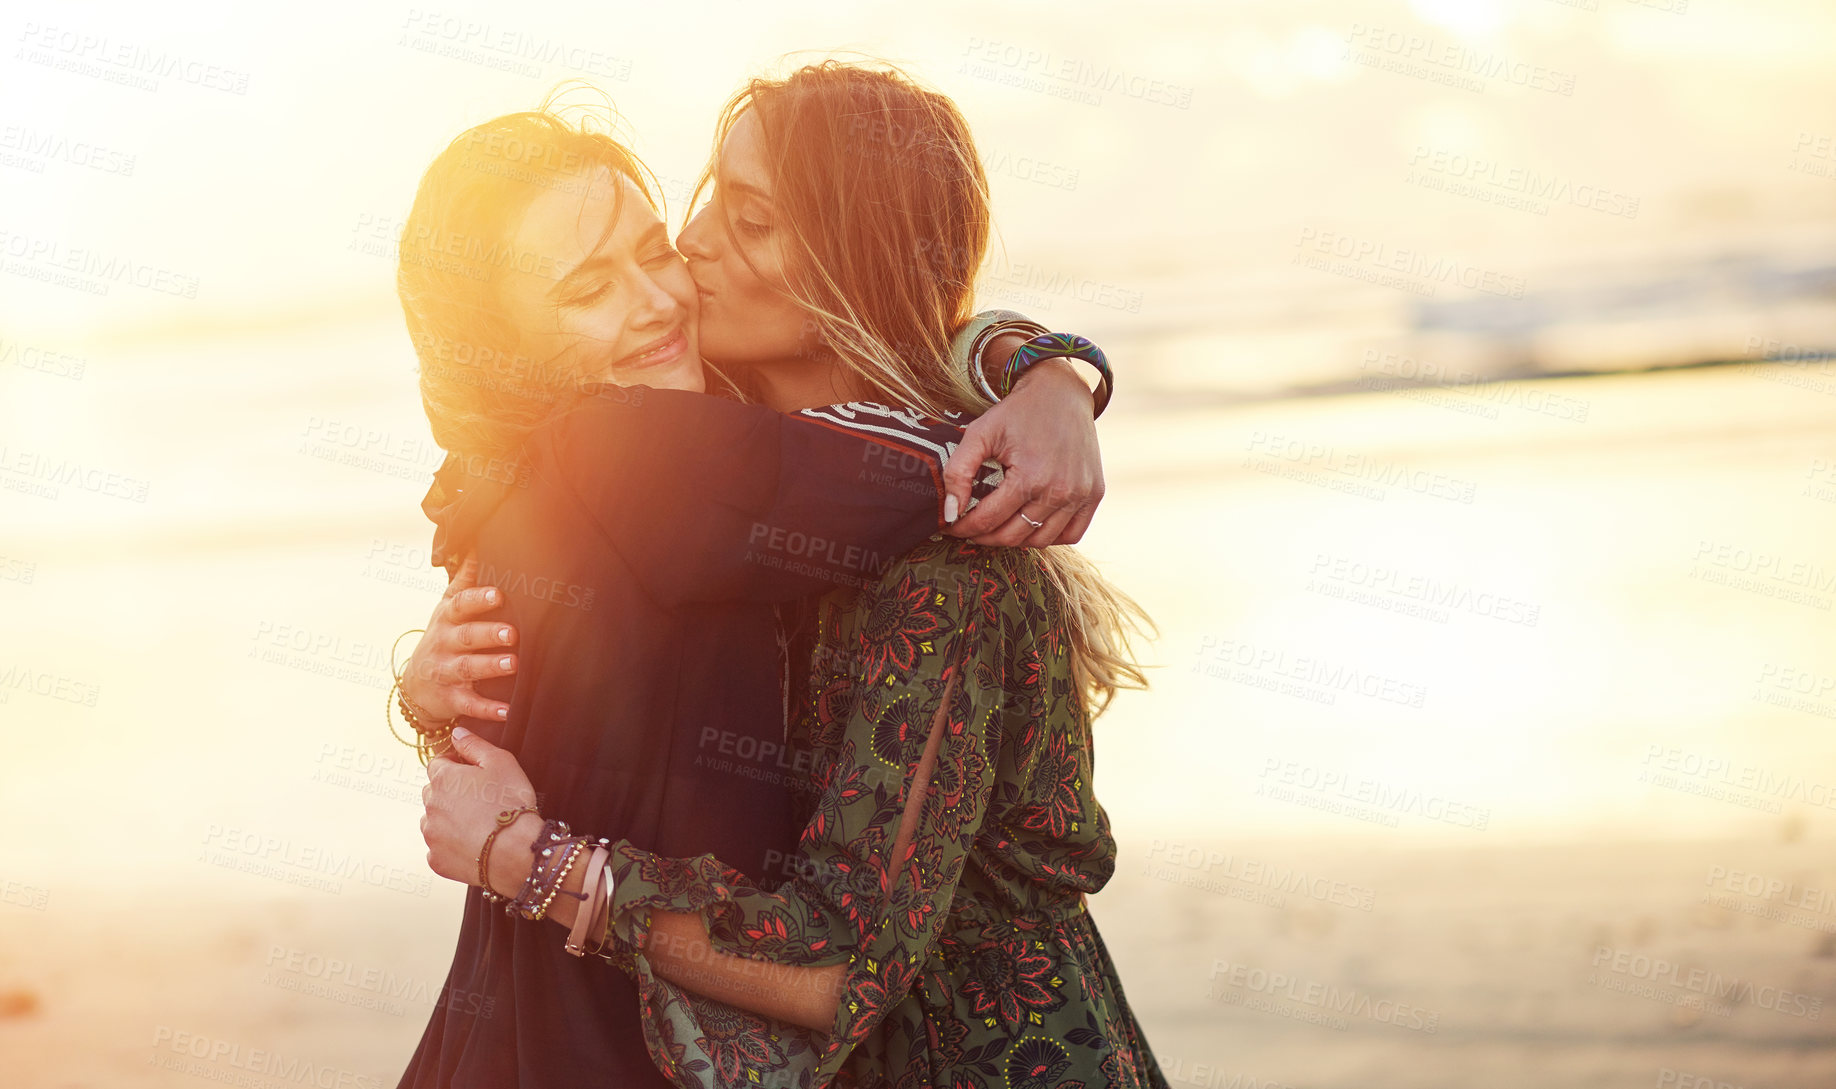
396, 385, 995, 1089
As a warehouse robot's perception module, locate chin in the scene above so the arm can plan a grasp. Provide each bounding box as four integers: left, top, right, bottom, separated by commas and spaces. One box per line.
647, 356, 705, 394
675, 360, 708, 394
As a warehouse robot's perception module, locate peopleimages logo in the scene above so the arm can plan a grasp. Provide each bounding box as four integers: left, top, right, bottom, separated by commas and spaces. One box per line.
1590, 946, 1823, 1020
1208, 959, 1440, 1033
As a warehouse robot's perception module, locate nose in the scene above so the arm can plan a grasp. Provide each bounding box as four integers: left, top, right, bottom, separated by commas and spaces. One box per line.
677, 204, 718, 263
630, 269, 684, 329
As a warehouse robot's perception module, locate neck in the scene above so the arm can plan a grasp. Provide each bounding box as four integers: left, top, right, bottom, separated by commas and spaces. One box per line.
746, 352, 874, 413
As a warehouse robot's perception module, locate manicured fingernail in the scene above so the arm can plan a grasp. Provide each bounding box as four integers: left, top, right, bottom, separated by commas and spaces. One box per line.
499, 656, 513, 670
452, 726, 472, 740
484, 589, 497, 604
943, 495, 959, 524
496, 707, 508, 720
498, 626, 511, 643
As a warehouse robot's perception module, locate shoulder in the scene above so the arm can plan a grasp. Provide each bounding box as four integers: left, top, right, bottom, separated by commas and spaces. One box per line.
795, 402, 970, 467
797, 402, 1002, 498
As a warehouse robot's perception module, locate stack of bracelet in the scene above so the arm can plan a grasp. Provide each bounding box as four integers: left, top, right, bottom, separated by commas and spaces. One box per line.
385, 629, 457, 765
563, 843, 615, 958
476, 809, 618, 955
954, 311, 1114, 418
508, 818, 610, 925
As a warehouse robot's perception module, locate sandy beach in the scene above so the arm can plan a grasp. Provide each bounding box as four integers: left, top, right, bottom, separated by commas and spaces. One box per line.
6, 352, 1836, 1086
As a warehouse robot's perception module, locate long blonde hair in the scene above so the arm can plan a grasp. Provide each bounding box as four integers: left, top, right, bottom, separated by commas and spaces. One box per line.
702, 60, 1153, 715
398, 92, 675, 458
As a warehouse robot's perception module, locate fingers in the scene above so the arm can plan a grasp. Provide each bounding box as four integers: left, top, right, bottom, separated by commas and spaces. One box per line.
1020, 504, 1076, 548
447, 690, 511, 722
446, 620, 516, 652
445, 724, 498, 768
971, 512, 1049, 548
444, 586, 503, 622
941, 427, 994, 528
972, 479, 1086, 547
412, 650, 512, 719
985, 469, 1101, 546
1055, 498, 1099, 545
950, 469, 1031, 538
439, 649, 515, 684
1052, 473, 1104, 545
401, 646, 514, 723
966, 472, 1070, 547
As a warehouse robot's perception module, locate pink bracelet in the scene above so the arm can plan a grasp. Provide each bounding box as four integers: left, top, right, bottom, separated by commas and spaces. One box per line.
565, 845, 611, 956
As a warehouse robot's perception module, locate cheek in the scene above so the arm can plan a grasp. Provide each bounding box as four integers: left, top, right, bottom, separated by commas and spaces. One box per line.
724, 246, 801, 326
745, 237, 794, 299
659, 264, 700, 322
563, 304, 628, 346
715, 233, 780, 301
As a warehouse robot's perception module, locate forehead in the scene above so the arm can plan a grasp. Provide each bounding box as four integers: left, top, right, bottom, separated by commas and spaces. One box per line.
512, 168, 658, 261
718, 110, 772, 193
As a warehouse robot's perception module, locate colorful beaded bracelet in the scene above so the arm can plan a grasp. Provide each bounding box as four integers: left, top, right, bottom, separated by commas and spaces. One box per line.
1002, 333, 1113, 414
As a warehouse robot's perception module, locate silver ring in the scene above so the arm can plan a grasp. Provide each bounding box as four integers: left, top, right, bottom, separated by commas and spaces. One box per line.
1019, 512, 1044, 528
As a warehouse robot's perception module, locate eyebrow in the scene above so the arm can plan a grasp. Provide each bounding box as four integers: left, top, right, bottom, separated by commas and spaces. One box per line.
550, 222, 671, 298
720, 174, 773, 205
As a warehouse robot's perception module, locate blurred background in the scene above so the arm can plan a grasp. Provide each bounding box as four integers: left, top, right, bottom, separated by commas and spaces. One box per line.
3, 0, 1835, 1085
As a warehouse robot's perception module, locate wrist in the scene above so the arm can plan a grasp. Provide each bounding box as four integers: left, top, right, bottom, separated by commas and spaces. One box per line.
1011, 357, 1099, 403
986, 332, 1111, 417
398, 664, 448, 723
979, 330, 1030, 398
487, 811, 546, 898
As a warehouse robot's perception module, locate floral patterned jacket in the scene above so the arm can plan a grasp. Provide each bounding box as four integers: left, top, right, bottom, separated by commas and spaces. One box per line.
591, 535, 1167, 1089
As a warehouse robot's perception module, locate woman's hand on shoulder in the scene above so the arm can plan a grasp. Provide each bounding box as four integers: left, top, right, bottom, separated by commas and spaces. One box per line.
943, 357, 1104, 547
401, 555, 518, 722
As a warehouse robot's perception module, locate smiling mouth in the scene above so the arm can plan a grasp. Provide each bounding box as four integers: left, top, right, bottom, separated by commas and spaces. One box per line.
612, 326, 688, 371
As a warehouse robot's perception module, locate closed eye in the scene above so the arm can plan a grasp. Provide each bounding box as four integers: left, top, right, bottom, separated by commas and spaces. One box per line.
569, 282, 612, 306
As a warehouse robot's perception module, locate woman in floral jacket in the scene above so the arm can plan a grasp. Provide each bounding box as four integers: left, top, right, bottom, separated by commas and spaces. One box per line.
629, 531, 1159, 1088
437, 530, 1163, 1089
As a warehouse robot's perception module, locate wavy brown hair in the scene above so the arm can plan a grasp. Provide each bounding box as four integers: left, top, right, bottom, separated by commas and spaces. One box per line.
699, 60, 1153, 714
690, 59, 989, 415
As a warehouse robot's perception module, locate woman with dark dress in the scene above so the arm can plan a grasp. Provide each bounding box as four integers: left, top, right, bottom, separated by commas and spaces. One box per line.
389, 94, 1107, 1087
416, 64, 1166, 1088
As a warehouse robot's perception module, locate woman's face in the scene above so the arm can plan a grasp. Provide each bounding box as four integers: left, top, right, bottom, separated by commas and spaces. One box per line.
676, 109, 821, 369
495, 169, 705, 393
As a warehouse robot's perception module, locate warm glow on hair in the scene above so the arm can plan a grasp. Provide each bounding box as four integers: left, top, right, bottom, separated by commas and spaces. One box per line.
692, 60, 991, 418
698, 59, 1153, 715
396, 89, 657, 458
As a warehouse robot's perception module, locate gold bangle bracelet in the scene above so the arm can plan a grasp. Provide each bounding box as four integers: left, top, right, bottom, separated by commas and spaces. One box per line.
478, 806, 539, 901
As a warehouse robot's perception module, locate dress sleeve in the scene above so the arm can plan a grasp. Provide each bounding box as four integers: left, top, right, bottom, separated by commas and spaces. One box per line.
591, 539, 1004, 1088
540, 387, 999, 606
